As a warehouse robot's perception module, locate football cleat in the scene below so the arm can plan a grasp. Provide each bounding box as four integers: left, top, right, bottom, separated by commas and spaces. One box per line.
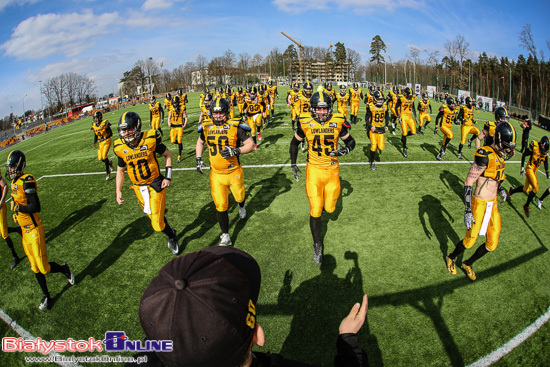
254, 144, 258, 150
536, 197, 543, 210
370, 162, 376, 171
238, 205, 246, 219
436, 153, 443, 161
62, 263, 75, 285
391, 130, 396, 135
461, 263, 476, 281
468, 140, 472, 149
219, 233, 232, 247
441, 148, 446, 156
424, 125, 427, 131
457, 153, 462, 160
10, 256, 20, 270
403, 148, 408, 158
446, 256, 457, 275
313, 242, 323, 264
177, 155, 181, 163
105, 173, 110, 181
417, 130, 423, 136
39, 296, 51, 310
109, 160, 114, 171
168, 229, 179, 255
301, 142, 306, 151
257, 133, 262, 141
523, 204, 530, 218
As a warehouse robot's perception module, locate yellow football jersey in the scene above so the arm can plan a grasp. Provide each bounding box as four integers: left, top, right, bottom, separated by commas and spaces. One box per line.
92, 120, 111, 140
236, 92, 247, 104
11, 174, 41, 229
418, 100, 431, 113
349, 88, 362, 103
526, 141, 549, 171
296, 112, 350, 168
164, 98, 172, 111
439, 105, 458, 127
476, 146, 506, 182
287, 90, 300, 104
460, 105, 475, 126
367, 105, 388, 129
169, 106, 185, 127
398, 95, 416, 116
484, 120, 497, 137
296, 92, 311, 115
114, 129, 165, 186
245, 96, 263, 115
336, 92, 349, 108
199, 118, 251, 174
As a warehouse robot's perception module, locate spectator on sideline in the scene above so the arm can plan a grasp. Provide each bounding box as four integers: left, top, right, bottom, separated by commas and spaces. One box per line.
127, 247, 369, 367
520, 119, 532, 153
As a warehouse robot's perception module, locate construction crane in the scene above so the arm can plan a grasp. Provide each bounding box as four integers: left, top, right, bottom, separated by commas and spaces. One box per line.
281, 31, 304, 82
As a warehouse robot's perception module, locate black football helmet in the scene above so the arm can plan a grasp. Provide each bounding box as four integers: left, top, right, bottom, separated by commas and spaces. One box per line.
540, 136, 549, 154
172, 95, 181, 107
203, 93, 213, 109
5, 150, 26, 181
210, 98, 230, 125
422, 92, 428, 101
404, 87, 412, 97
369, 85, 375, 93
292, 82, 299, 92
249, 87, 257, 98
494, 121, 516, 160
494, 107, 509, 123
465, 96, 473, 107
150, 95, 156, 103
94, 111, 102, 123
166, 93, 171, 100
446, 97, 456, 110
303, 81, 313, 97
339, 85, 346, 93
373, 91, 384, 107
324, 82, 332, 90
392, 85, 398, 93
268, 80, 274, 86
118, 111, 142, 148
353, 82, 359, 90
310, 92, 333, 123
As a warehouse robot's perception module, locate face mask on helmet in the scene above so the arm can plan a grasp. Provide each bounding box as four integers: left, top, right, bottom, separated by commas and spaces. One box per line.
210, 99, 229, 125
94, 112, 102, 123
5, 150, 26, 181
540, 136, 549, 154
494, 123, 516, 160
119, 113, 142, 148
374, 93, 384, 107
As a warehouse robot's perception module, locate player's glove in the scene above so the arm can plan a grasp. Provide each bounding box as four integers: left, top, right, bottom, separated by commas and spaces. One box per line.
329, 147, 350, 157
520, 167, 525, 178
291, 164, 301, 182
464, 209, 475, 229
196, 156, 206, 174
499, 186, 508, 202
220, 146, 241, 159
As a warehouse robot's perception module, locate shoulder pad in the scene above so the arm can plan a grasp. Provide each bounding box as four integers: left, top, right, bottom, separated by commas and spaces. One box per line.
238, 123, 251, 131
154, 129, 162, 139
529, 141, 535, 149
476, 148, 488, 156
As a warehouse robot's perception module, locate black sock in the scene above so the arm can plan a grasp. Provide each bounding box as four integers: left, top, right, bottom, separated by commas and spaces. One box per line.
310, 215, 323, 244
526, 191, 536, 206
217, 210, 229, 233
369, 150, 375, 163
449, 240, 466, 260
470, 134, 477, 143
401, 135, 407, 149
178, 143, 183, 156
509, 186, 523, 197
238, 200, 245, 208
443, 137, 450, 147
161, 218, 175, 238
424, 121, 430, 128
103, 159, 110, 173
540, 188, 550, 201
458, 144, 463, 154
49, 261, 63, 274
4, 237, 18, 258
464, 244, 489, 266
35, 272, 50, 298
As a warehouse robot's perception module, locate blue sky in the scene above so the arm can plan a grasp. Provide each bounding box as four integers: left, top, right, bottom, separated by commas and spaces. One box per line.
0, 0, 548, 118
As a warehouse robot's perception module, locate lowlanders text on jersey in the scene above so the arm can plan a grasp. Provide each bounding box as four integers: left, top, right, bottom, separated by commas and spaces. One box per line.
2, 331, 172, 355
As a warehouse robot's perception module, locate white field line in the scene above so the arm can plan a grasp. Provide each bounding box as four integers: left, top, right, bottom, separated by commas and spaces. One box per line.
467, 306, 550, 367
0, 308, 81, 367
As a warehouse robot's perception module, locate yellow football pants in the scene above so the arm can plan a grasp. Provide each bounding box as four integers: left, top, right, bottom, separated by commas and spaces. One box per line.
463, 196, 501, 251
209, 166, 245, 212
460, 125, 480, 145
22, 224, 50, 274
523, 168, 540, 194
97, 138, 111, 161
369, 132, 385, 151
132, 185, 167, 232
170, 127, 183, 144
306, 164, 341, 218
401, 115, 417, 136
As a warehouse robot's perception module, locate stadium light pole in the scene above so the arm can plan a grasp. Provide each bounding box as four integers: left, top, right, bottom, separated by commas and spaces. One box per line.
380, 60, 386, 86
505, 63, 512, 108
19, 94, 27, 123
39, 80, 44, 119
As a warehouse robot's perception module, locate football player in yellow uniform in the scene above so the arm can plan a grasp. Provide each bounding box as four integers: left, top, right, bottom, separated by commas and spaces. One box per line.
0, 172, 21, 269
236, 86, 247, 117
225, 86, 236, 118
149, 95, 165, 135
199, 88, 211, 110
417, 93, 432, 134
387, 85, 400, 135
324, 82, 336, 105
289, 91, 356, 264
168, 96, 188, 163
364, 85, 375, 106
198, 93, 214, 128
243, 87, 264, 147
259, 84, 271, 126
456, 97, 480, 159
268, 80, 278, 116
365, 91, 389, 171
504, 136, 549, 217
163, 93, 172, 114
177, 90, 189, 111
287, 83, 301, 131
446, 122, 516, 281
335, 85, 350, 118
91, 111, 114, 180
435, 97, 459, 161
476, 107, 508, 149
114, 112, 179, 255
195, 98, 255, 246
349, 82, 363, 125
394, 87, 417, 158
5, 150, 75, 310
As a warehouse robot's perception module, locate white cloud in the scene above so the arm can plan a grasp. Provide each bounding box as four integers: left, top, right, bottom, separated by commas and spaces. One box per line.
0, 0, 39, 13
272, 0, 422, 13
142, 0, 173, 10
1, 9, 119, 60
